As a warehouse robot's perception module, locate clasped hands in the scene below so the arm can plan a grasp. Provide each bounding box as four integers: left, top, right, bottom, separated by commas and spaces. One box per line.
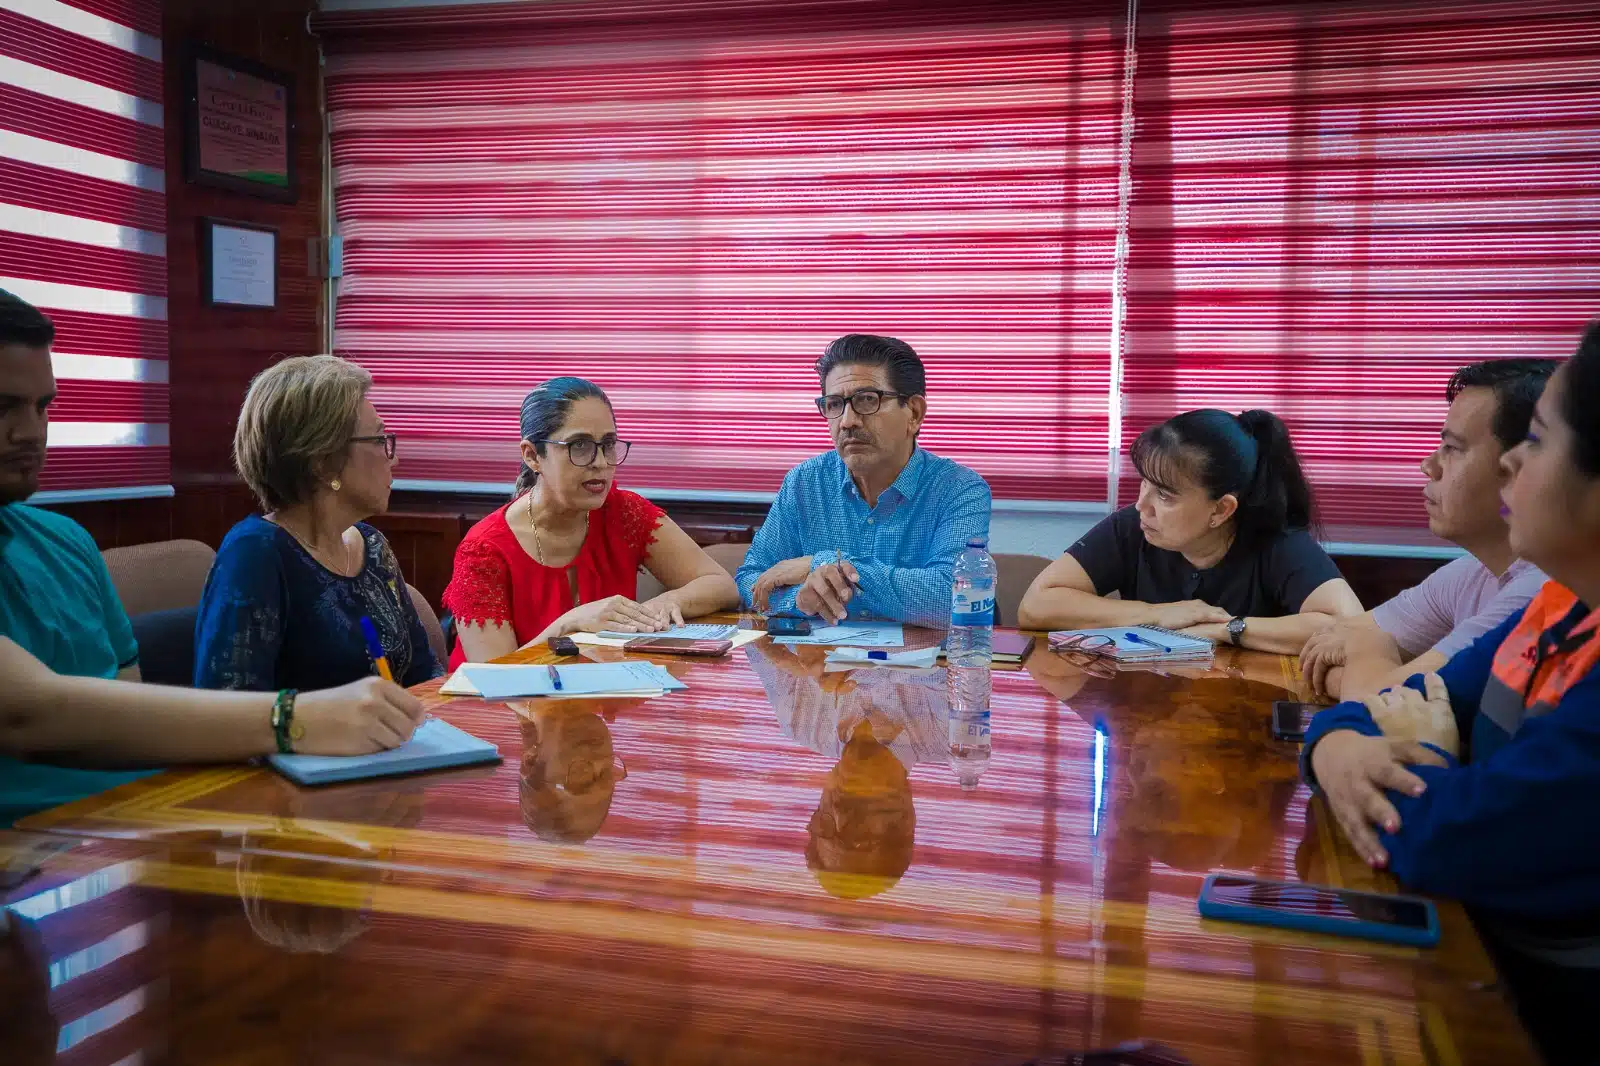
750, 555, 858, 624
1310, 672, 1460, 868
1300, 620, 1401, 700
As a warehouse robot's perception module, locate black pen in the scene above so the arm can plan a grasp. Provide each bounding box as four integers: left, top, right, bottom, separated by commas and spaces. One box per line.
546, 664, 563, 691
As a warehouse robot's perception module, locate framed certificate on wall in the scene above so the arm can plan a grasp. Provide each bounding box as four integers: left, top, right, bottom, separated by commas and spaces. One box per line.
202, 219, 277, 309
183, 44, 297, 203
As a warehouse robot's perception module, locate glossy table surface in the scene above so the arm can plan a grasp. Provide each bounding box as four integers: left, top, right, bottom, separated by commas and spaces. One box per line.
6, 621, 1539, 1065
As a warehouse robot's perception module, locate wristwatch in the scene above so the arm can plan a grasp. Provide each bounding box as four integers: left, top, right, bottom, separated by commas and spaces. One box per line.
1227, 617, 1247, 647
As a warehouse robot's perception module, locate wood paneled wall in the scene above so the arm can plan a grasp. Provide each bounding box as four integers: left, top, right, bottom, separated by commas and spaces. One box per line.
47, 0, 323, 550
166, 0, 325, 485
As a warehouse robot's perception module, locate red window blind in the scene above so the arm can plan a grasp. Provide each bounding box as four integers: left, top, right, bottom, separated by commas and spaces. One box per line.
1120, 0, 1600, 529
318, 1, 1124, 502
321, 0, 1598, 529
0, 0, 168, 497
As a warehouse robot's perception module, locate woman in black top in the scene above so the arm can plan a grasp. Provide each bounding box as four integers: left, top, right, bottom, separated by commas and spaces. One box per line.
1018, 408, 1362, 653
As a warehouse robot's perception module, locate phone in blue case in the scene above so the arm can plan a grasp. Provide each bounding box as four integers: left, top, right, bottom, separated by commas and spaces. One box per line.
1197, 873, 1440, 947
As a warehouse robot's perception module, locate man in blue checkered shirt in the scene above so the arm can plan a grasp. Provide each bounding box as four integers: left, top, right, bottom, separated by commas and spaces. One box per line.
735, 335, 992, 629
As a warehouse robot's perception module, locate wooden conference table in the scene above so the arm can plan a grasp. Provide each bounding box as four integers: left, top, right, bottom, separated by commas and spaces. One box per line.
4, 617, 1540, 1065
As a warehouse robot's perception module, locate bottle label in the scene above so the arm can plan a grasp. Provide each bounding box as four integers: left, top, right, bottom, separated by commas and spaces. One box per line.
950, 715, 991, 744
950, 590, 994, 627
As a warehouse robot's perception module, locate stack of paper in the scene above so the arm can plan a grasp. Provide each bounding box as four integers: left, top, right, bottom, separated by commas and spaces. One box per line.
823, 646, 941, 670
574, 627, 767, 650
770, 623, 905, 647
594, 623, 739, 641
440, 660, 687, 700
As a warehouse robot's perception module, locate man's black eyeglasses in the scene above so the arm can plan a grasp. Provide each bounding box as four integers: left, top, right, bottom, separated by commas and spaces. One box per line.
349, 433, 397, 459
814, 389, 907, 419
539, 437, 631, 467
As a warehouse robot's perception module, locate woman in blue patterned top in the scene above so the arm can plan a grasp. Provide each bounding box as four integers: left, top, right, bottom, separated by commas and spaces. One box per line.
194, 356, 441, 692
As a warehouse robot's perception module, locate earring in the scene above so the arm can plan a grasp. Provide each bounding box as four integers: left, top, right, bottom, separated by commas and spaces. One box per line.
330, 479, 342, 492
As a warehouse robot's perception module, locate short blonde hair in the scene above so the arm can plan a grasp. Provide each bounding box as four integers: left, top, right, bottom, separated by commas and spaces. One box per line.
234, 355, 372, 511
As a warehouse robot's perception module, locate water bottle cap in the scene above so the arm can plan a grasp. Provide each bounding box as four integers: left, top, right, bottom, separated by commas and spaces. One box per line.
966, 537, 988, 549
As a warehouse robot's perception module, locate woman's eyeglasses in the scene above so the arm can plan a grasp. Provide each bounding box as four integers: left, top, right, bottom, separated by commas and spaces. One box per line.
349, 433, 397, 460
1048, 633, 1119, 678
539, 437, 631, 468
1051, 633, 1116, 655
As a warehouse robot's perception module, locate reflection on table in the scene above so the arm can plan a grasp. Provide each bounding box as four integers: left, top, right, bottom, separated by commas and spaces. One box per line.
517, 703, 625, 843
237, 776, 426, 955
747, 643, 953, 898
0, 630, 1540, 1066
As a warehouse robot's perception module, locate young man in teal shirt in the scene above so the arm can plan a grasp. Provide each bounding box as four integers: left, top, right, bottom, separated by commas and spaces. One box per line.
0, 290, 151, 824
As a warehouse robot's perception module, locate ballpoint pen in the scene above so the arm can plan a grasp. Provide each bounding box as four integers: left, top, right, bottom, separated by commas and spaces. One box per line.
359, 616, 394, 681
546, 664, 563, 691
1124, 631, 1172, 653
833, 542, 859, 620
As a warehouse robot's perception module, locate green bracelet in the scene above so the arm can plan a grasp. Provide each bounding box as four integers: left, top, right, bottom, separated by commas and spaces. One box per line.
270, 689, 300, 754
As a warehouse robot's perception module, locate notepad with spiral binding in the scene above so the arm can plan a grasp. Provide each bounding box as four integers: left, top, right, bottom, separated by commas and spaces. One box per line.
266, 718, 501, 786
1047, 625, 1214, 663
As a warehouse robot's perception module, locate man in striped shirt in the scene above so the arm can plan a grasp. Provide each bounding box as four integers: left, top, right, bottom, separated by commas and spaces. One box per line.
736, 334, 991, 629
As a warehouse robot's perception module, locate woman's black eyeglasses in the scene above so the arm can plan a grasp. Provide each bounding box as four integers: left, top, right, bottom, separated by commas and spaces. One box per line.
539, 437, 631, 467
814, 388, 907, 419
349, 433, 397, 460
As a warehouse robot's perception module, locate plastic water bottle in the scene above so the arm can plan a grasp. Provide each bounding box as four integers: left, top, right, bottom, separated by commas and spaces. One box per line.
947, 537, 996, 666
947, 537, 996, 790
947, 672, 992, 792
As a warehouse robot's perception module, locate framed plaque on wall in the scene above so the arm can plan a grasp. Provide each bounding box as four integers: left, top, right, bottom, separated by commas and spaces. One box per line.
183, 44, 297, 202
201, 219, 278, 309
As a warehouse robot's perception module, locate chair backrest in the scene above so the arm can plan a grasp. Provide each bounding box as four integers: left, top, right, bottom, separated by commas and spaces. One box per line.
635, 541, 750, 605
635, 568, 667, 602
101, 539, 217, 617
704, 541, 750, 578
993, 552, 1054, 628
129, 606, 198, 686
407, 583, 449, 665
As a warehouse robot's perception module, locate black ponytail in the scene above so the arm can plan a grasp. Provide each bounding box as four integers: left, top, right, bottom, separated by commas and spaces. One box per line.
1565, 320, 1600, 477
513, 377, 611, 499
1234, 409, 1317, 538
1130, 407, 1318, 548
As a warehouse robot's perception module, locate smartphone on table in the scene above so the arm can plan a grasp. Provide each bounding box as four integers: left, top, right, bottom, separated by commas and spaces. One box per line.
623, 636, 734, 657
765, 616, 812, 637
1271, 700, 1319, 742
548, 636, 580, 656
1197, 873, 1440, 947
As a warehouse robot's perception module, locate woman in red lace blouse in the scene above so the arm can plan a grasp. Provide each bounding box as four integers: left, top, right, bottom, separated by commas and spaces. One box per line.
442, 378, 740, 667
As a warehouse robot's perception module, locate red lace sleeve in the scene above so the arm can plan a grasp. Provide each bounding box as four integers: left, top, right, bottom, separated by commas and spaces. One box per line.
442, 530, 514, 629
613, 489, 667, 567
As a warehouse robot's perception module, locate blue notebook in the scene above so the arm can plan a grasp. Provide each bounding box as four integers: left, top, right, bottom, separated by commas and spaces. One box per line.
266, 718, 501, 786
1047, 625, 1214, 662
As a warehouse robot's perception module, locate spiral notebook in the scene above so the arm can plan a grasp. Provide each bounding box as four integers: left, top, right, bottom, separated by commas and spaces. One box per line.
1047, 625, 1214, 663
266, 718, 501, 786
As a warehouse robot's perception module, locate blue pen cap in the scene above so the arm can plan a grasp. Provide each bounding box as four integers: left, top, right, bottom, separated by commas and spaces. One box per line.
358, 615, 386, 659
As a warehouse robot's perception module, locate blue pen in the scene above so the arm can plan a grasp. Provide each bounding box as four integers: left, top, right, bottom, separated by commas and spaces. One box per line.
547, 665, 563, 691
1124, 630, 1172, 653
358, 616, 393, 681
